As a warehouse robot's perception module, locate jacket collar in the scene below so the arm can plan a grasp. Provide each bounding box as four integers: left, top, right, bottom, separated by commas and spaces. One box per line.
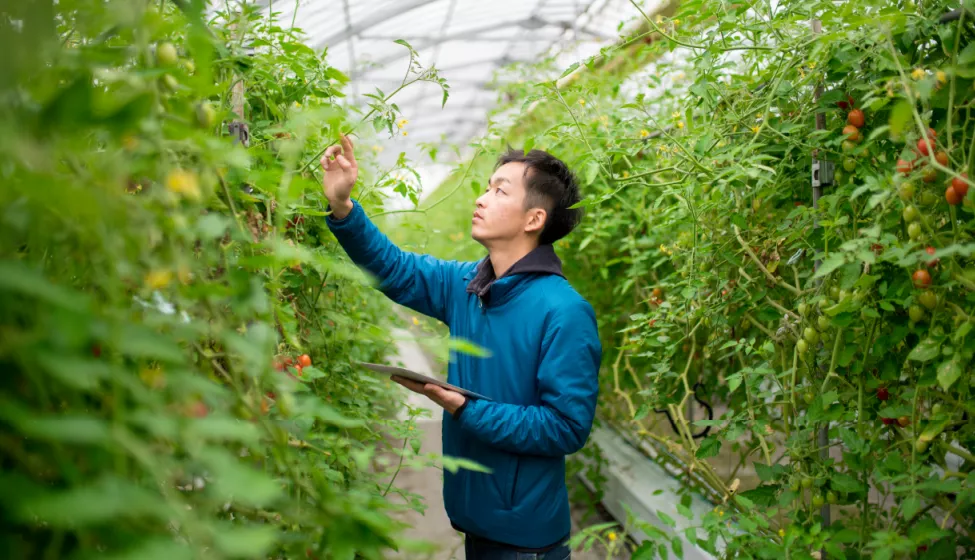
465, 244, 565, 302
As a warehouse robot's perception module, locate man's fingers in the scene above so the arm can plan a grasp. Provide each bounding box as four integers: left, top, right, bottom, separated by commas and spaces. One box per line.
334, 155, 352, 171
323, 145, 341, 159
340, 135, 356, 163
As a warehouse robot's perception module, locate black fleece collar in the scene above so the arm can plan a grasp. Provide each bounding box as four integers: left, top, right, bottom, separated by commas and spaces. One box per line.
465, 244, 565, 298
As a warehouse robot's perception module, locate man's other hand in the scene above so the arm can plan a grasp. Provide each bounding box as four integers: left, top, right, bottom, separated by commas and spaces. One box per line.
321, 134, 357, 219
391, 375, 466, 415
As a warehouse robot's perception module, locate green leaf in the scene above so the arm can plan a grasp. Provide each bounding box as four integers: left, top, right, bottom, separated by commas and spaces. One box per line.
830, 473, 863, 493
634, 403, 650, 421
889, 99, 913, 140
441, 455, 491, 474
197, 448, 283, 508
936, 358, 963, 390
813, 254, 845, 278
97, 538, 194, 560
448, 337, 492, 358
726, 372, 742, 393
657, 510, 676, 528
695, 436, 721, 459
901, 494, 921, 519
0, 260, 90, 312
188, 417, 261, 443
20, 413, 111, 445
211, 524, 278, 558
36, 354, 113, 390
14, 475, 169, 527
116, 326, 185, 363
559, 61, 580, 80
907, 338, 941, 362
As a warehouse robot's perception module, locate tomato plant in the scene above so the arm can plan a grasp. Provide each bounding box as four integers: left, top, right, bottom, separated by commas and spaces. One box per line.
396, 0, 975, 557
0, 2, 456, 559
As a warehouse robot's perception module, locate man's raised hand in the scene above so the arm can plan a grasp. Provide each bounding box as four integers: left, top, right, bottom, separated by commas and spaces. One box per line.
321, 134, 357, 219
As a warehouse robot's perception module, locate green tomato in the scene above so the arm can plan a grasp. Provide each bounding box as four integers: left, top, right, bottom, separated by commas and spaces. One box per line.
838, 289, 849, 302
196, 102, 216, 128
161, 74, 179, 91
920, 190, 939, 206
915, 439, 929, 453
908, 222, 923, 240
804, 327, 820, 344
834, 169, 845, 185
918, 290, 938, 310
812, 493, 825, 508
797, 339, 809, 354
826, 491, 838, 504
841, 140, 856, 154
843, 157, 856, 172
818, 298, 833, 309
909, 304, 925, 322
803, 391, 815, 404
789, 480, 801, 492
903, 205, 920, 222
817, 315, 830, 330
157, 42, 179, 66
932, 403, 944, 415
830, 286, 840, 299
801, 477, 814, 489
898, 182, 915, 201
798, 302, 809, 316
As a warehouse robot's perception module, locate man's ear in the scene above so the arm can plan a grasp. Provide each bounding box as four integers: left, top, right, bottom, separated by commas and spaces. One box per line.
524, 208, 547, 235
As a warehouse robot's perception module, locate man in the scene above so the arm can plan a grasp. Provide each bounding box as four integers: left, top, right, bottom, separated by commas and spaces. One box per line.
321, 135, 601, 560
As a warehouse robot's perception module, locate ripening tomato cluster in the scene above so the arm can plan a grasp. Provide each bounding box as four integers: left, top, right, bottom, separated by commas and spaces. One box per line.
274, 353, 313, 377
895, 127, 970, 206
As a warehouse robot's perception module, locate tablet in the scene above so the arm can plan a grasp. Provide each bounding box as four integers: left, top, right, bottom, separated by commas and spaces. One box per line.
354, 361, 492, 401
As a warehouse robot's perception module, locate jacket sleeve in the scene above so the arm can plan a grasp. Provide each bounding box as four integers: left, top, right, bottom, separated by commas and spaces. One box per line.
325, 199, 463, 325
454, 300, 601, 456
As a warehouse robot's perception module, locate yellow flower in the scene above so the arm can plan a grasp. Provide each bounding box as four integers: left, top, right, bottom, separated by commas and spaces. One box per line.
145, 269, 172, 290
718, 510, 724, 517
756, 113, 763, 120
412, 316, 420, 326
778, 528, 785, 537
165, 169, 201, 201
397, 118, 409, 129
622, 171, 630, 178
671, 111, 681, 119
798, 68, 805, 78
677, 121, 684, 129
407, 425, 414, 431
607, 532, 617, 542
911, 67, 926, 80
402, 130, 408, 137
807, 61, 816, 69
751, 125, 761, 134
672, 18, 680, 26
578, 98, 586, 106
937, 70, 947, 84
640, 129, 650, 138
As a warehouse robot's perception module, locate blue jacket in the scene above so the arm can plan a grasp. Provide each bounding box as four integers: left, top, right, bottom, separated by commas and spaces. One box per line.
327, 200, 602, 549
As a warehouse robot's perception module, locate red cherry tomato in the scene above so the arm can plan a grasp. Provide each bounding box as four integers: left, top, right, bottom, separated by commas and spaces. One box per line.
946, 186, 962, 205
897, 159, 914, 175
935, 151, 949, 166
877, 387, 889, 401
917, 138, 932, 156
847, 109, 865, 128
298, 354, 312, 368
912, 269, 932, 288
951, 173, 969, 197
842, 125, 861, 142
881, 417, 895, 425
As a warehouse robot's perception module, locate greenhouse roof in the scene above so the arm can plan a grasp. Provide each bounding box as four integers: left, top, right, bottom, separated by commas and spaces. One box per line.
253, 0, 656, 179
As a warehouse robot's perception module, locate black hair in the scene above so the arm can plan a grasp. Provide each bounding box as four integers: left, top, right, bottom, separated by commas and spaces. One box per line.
495, 147, 582, 245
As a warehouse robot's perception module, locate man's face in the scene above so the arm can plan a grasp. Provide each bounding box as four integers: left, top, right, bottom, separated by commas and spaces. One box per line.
471, 162, 544, 245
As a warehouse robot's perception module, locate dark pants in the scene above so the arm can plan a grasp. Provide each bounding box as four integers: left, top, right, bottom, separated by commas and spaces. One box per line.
463, 534, 571, 560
